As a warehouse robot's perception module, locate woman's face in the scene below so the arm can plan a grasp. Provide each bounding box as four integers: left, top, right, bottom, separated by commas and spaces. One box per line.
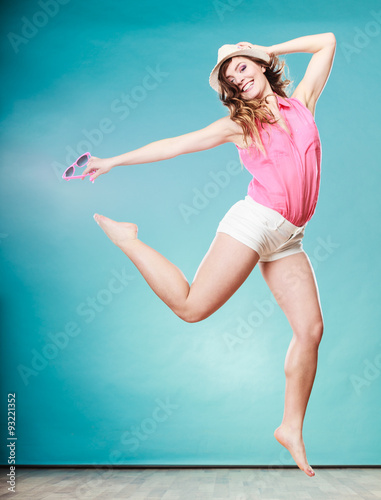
223, 56, 268, 100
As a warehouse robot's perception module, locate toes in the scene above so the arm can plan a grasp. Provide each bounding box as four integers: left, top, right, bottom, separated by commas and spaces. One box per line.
302, 464, 314, 476
306, 466, 315, 476
95, 214, 115, 224
94, 214, 109, 224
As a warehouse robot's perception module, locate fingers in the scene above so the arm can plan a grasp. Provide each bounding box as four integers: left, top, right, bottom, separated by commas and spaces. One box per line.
82, 157, 96, 177
89, 171, 100, 182
79, 156, 111, 182
81, 170, 95, 180
236, 41, 252, 48
81, 157, 98, 181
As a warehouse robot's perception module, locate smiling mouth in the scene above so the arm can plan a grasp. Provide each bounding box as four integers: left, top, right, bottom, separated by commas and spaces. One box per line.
241, 80, 254, 92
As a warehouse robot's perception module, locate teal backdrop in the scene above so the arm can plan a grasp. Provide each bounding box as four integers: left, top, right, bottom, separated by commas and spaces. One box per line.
1, 0, 380, 470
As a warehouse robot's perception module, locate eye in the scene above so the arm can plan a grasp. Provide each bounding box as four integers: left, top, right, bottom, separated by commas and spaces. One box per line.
228, 64, 246, 83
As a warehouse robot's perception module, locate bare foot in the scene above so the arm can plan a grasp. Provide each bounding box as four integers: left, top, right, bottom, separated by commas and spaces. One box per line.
274, 424, 315, 477
93, 214, 138, 247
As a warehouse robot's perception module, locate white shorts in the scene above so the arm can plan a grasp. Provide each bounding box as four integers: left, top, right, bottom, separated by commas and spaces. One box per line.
216, 195, 307, 262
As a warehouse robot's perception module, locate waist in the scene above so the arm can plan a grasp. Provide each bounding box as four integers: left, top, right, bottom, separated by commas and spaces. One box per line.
244, 195, 307, 231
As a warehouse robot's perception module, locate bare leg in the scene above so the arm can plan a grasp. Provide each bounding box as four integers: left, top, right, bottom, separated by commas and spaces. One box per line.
93, 214, 260, 322
259, 251, 324, 477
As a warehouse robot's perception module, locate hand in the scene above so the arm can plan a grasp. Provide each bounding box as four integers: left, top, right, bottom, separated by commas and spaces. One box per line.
235, 42, 273, 56
81, 156, 114, 181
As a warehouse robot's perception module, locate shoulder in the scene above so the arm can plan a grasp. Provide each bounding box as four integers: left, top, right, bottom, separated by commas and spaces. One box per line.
216, 115, 243, 133
214, 115, 244, 144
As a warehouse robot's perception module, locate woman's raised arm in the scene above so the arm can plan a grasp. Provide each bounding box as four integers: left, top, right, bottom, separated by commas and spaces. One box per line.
235, 33, 336, 117
82, 116, 241, 181
271, 33, 336, 114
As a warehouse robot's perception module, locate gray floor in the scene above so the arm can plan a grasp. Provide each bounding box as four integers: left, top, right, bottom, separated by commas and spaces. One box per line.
1, 467, 381, 500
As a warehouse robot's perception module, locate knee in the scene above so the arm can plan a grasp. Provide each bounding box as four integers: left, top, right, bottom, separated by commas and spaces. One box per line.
313, 320, 324, 345
295, 319, 324, 346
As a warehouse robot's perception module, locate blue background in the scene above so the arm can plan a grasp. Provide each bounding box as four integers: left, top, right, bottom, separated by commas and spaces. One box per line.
1, 0, 380, 466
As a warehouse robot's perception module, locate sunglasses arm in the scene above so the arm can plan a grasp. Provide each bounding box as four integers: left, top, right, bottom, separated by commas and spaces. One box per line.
62, 173, 94, 182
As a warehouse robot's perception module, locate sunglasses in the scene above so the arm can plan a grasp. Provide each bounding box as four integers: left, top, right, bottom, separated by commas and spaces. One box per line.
62, 152, 94, 183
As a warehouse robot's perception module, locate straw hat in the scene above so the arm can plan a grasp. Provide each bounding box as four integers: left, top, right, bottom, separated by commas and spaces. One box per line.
209, 44, 271, 93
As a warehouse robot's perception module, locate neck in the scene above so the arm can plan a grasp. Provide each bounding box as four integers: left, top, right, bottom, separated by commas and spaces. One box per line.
258, 92, 279, 116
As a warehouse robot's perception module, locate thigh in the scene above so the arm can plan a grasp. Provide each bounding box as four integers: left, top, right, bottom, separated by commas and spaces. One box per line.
185, 232, 260, 321
259, 251, 324, 339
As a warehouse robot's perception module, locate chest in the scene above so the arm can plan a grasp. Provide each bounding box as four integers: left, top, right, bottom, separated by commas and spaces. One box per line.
236, 105, 318, 155
273, 114, 292, 136
234, 111, 292, 150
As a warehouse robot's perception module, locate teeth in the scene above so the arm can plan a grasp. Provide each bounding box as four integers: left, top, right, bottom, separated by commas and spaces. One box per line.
243, 81, 254, 92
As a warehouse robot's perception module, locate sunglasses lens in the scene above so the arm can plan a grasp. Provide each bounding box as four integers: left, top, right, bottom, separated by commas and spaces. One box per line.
65, 166, 74, 177
77, 154, 88, 167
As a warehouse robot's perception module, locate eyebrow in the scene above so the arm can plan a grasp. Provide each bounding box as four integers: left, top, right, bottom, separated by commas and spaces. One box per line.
225, 61, 244, 79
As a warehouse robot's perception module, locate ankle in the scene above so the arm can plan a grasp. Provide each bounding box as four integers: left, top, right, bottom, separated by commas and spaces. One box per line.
119, 236, 141, 255
279, 421, 303, 435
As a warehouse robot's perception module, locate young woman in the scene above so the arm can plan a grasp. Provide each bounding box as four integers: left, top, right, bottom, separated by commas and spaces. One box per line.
82, 33, 336, 477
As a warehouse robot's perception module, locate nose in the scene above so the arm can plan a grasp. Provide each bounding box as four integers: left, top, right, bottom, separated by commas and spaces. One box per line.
237, 74, 245, 87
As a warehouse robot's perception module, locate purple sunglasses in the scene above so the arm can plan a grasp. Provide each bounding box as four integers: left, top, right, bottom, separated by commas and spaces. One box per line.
62, 152, 94, 183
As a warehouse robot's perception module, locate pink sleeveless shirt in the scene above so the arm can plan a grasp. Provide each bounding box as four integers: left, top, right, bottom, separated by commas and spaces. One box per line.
236, 93, 322, 227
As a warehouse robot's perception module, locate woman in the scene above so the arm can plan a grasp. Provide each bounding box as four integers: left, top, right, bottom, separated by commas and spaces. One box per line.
82, 33, 336, 477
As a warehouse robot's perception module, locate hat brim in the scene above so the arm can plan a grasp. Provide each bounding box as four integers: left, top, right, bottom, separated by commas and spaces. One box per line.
209, 48, 271, 93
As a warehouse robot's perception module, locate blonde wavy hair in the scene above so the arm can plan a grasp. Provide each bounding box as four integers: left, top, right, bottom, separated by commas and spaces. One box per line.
218, 54, 293, 156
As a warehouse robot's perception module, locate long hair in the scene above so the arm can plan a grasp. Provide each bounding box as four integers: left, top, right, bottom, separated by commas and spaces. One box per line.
218, 54, 293, 156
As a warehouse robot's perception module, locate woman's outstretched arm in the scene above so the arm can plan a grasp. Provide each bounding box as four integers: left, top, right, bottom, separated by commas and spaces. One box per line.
82, 116, 242, 181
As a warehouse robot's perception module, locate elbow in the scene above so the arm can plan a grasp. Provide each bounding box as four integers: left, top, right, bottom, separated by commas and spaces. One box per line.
327, 32, 336, 46
163, 138, 182, 160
